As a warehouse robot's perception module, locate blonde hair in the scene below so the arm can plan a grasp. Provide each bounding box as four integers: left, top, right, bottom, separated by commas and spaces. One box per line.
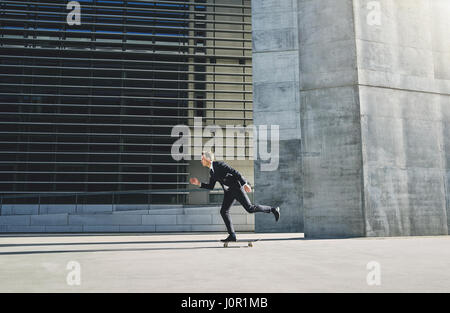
201, 151, 215, 161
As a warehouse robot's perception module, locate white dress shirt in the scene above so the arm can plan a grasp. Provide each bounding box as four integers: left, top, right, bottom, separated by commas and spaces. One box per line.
209, 161, 214, 173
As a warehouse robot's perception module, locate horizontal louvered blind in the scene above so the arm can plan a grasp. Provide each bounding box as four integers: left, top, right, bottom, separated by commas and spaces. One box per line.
0, 0, 252, 204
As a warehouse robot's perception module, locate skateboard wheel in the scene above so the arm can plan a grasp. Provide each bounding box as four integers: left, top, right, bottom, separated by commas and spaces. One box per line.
248, 242, 253, 247
224, 243, 228, 248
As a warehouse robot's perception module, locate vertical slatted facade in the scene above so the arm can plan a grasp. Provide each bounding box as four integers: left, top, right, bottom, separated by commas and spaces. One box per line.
0, 0, 252, 205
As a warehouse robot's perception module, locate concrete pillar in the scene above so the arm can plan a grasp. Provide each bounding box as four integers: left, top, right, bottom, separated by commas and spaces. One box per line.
354, 0, 450, 237
253, 0, 450, 237
252, 0, 303, 232
298, 0, 365, 238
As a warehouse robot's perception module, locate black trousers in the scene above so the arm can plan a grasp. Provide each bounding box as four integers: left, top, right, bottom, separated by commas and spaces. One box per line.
220, 185, 272, 235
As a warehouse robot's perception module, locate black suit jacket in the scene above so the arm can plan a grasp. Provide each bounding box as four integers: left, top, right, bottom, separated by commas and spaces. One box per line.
200, 161, 248, 191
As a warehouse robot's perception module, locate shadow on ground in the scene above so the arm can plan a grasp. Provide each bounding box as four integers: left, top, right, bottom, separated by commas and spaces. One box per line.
0, 237, 304, 255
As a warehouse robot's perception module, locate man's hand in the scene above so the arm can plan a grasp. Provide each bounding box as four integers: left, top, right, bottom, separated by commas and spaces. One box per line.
190, 177, 201, 186
243, 184, 252, 193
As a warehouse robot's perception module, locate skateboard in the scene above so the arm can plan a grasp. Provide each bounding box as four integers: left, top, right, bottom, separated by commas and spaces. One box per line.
221, 239, 260, 248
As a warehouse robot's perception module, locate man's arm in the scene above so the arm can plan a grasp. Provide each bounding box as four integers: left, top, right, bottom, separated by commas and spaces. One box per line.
200, 175, 217, 190
190, 176, 216, 190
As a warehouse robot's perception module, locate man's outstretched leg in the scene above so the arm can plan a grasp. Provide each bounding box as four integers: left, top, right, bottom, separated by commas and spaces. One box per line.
220, 190, 237, 242
233, 186, 280, 221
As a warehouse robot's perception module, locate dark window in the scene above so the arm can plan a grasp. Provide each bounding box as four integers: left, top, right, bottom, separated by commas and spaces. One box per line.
0, 0, 252, 204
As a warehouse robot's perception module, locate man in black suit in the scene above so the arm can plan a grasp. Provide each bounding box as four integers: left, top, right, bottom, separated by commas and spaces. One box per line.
190, 151, 280, 242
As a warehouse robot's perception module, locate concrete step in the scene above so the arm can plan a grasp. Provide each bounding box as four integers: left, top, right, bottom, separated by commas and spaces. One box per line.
0, 204, 185, 216
114, 204, 184, 212
0, 205, 254, 233
0, 204, 248, 216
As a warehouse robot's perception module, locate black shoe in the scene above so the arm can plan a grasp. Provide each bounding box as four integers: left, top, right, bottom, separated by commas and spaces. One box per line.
272, 207, 280, 222
221, 234, 237, 242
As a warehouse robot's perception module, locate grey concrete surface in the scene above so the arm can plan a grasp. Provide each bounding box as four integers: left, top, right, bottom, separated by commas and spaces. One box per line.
0, 206, 255, 233
0, 233, 449, 293
355, 0, 450, 237
253, 0, 450, 237
252, 0, 303, 233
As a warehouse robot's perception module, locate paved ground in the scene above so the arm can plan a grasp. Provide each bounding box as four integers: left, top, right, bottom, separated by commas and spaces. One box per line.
0, 233, 449, 293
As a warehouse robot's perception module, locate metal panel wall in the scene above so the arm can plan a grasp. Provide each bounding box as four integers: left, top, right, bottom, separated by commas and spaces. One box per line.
0, 0, 252, 204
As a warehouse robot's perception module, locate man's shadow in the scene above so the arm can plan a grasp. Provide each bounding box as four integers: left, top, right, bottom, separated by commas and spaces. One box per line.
0, 237, 304, 255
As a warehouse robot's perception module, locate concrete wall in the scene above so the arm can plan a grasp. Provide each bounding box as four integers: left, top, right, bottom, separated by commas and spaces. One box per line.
354, 0, 450, 236
0, 205, 254, 233
253, 0, 450, 237
252, 0, 303, 232
298, 0, 366, 238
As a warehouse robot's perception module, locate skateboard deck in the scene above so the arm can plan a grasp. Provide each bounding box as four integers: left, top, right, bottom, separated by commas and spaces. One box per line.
221, 239, 260, 248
